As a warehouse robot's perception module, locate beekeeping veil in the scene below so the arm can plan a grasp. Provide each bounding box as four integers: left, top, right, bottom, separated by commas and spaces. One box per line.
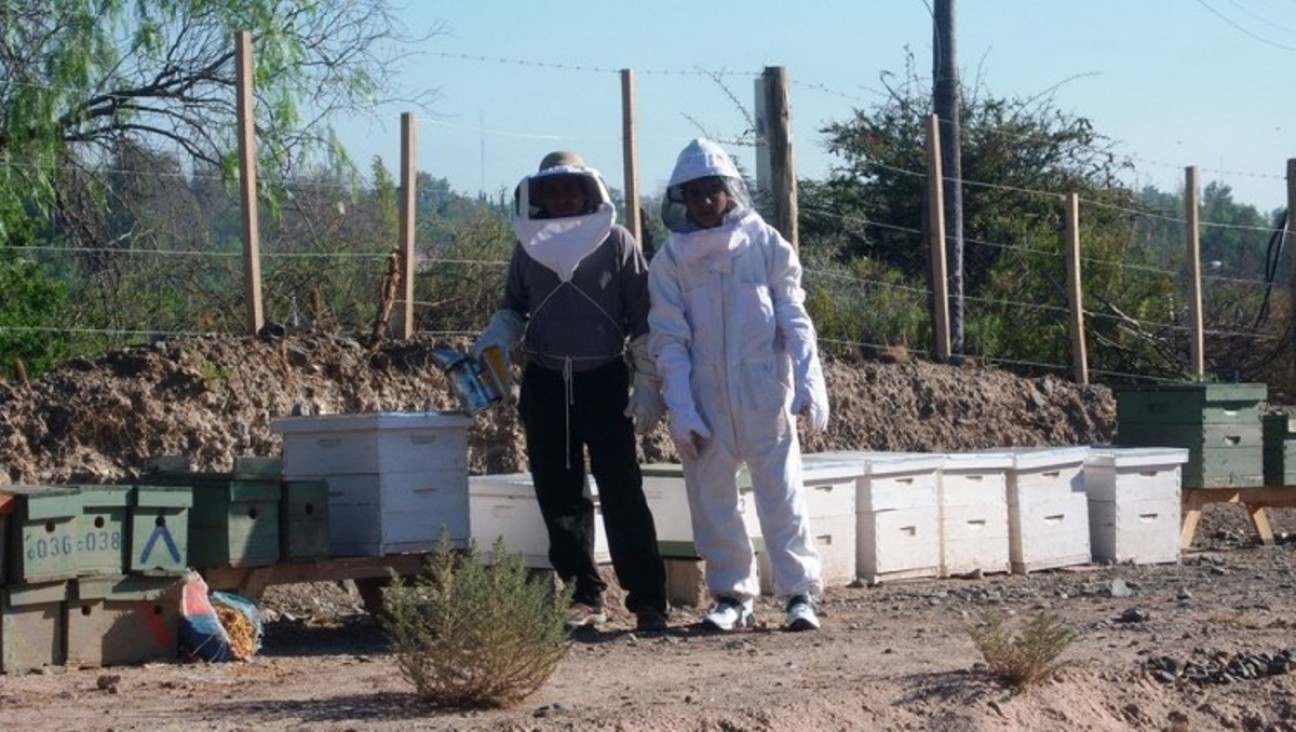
512, 151, 616, 282
660, 138, 753, 235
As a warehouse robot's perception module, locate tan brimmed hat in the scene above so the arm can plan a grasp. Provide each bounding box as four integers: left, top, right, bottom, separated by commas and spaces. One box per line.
538, 150, 584, 171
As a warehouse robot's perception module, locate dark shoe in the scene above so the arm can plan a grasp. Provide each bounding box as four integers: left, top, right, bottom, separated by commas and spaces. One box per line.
565, 602, 608, 629
635, 608, 669, 632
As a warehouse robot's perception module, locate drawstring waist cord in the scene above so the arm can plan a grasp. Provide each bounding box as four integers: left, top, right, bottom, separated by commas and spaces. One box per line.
563, 356, 574, 470
520, 279, 634, 471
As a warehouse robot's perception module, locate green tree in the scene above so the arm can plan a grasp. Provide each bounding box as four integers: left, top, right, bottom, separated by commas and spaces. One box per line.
800, 53, 1172, 376
0, 0, 431, 372
0, 0, 424, 211
0, 198, 69, 378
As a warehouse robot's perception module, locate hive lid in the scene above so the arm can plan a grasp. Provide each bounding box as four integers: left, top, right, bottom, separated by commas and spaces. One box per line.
271, 411, 473, 435
1001, 446, 1090, 471
468, 473, 539, 499
941, 452, 1015, 471
1086, 447, 1190, 469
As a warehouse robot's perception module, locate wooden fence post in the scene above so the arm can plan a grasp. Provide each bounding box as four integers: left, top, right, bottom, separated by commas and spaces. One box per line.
1064, 193, 1089, 384
1185, 166, 1205, 381
925, 114, 951, 362
620, 69, 642, 248
763, 66, 797, 251
1287, 159, 1295, 339
235, 30, 263, 335
398, 112, 417, 339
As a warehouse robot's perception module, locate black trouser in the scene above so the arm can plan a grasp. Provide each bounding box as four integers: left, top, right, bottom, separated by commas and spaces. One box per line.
519, 358, 667, 614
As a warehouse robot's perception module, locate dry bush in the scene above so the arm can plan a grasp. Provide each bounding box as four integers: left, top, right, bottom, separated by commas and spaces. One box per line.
969, 611, 1075, 688
381, 535, 571, 708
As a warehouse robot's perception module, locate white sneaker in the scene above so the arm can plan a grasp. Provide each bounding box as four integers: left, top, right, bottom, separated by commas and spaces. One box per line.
784, 595, 820, 631
701, 597, 754, 632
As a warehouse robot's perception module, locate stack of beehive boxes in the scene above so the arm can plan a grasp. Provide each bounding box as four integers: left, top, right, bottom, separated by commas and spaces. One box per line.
1084, 447, 1189, 565
803, 451, 944, 585
144, 456, 331, 565
273, 412, 473, 557
1, 483, 192, 674
1115, 382, 1266, 489
1004, 447, 1092, 574
579, 460, 860, 601
754, 460, 862, 595
1263, 414, 1296, 487
938, 452, 1014, 577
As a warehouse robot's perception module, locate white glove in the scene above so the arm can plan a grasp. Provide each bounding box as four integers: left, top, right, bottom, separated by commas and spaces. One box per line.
472, 309, 524, 402
668, 409, 711, 462
790, 355, 829, 435
623, 335, 665, 435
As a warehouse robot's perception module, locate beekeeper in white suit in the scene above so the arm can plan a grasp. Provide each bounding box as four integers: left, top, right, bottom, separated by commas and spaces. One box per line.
648, 138, 830, 632
472, 151, 669, 633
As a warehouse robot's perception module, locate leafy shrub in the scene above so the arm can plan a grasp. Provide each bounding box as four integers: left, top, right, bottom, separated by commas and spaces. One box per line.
969, 611, 1075, 688
381, 535, 571, 708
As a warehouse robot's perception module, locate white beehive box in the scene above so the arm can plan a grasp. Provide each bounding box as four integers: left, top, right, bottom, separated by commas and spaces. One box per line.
641, 463, 761, 558
756, 460, 861, 594
272, 411, 472, 557
854, 453, 943, 585
939, 452, 1013, 577
803, 451, 943, 583
641, 463, 699, 555
320, 469, 468, 556
1085, 447, 1188, 565
468, 473, 610, 569
1004, 447, 1091, 573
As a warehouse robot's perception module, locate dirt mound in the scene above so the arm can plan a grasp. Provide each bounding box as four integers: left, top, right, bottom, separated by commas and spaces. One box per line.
0, 333, 1116, 484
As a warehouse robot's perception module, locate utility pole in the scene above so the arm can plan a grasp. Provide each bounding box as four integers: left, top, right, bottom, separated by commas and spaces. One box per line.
933, 0, 964, 360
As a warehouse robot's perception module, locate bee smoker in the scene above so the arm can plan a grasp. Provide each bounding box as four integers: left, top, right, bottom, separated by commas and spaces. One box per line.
432, 346, 507, 415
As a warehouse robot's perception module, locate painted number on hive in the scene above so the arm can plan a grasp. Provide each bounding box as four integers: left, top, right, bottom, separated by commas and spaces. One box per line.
77, 530, 123, 552
27, 535, 73, 560
26, 530, 122, 560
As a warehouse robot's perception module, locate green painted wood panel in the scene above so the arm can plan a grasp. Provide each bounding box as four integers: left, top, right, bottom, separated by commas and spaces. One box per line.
281, 480, 330, 560
66, 575, 181, 668
129, 485, 191, 576
0, 581, 68, 675
1116, 382, 1266, 426
74, 485, 131, 577
6, 487, 83, 583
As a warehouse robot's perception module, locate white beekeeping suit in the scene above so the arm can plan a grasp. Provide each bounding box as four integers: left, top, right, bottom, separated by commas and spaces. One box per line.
648, 139, 829, 613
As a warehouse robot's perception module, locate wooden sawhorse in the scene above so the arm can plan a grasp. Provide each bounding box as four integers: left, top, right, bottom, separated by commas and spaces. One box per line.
1180, 486, 1296, 549
203, 554, 433, 615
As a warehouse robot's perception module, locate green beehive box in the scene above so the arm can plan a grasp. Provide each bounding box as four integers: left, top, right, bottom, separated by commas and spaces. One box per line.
66, 575, 181, 669
5, 486, 83, 583
129, 485, 192, 576
281, 480, 330, 561
1116, 382, 1267, 426
74, 485, 132, 577
1, 580, 69, 675
185, 477, 281, 569
1263, 414, 1296, 486
0, 492, 13, 586
232, 456, 283, 480
1116, 383, 1266, 489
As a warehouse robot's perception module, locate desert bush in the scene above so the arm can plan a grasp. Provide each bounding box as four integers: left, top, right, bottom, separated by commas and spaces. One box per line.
969, 611, 1075, 688
381, 534, 571, 708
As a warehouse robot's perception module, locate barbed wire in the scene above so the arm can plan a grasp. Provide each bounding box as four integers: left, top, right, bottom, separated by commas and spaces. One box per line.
0, 325, 212, 338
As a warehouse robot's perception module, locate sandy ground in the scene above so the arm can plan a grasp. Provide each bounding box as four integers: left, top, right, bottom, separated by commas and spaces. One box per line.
0, 504, 1294, 731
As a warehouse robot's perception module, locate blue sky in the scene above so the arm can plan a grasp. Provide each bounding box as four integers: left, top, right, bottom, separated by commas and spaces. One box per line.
336, 1, 1295, 212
